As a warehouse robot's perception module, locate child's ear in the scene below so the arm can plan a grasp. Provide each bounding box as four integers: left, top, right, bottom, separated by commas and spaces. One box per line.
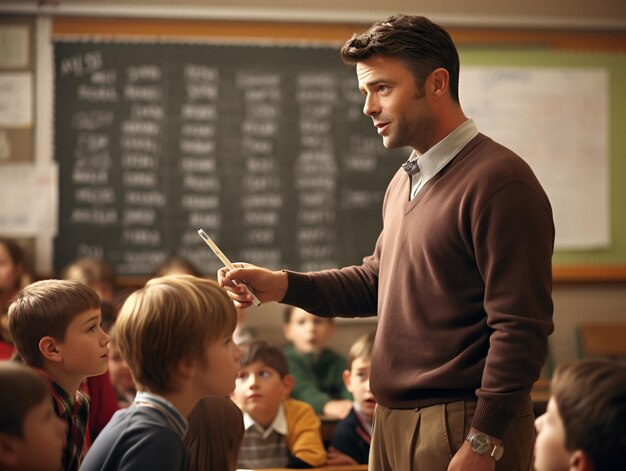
39, 336, 62, 363
177, 355, 197, 378
342, 369, 352, 392
569, 449, 594, 471
281, 374, 295, 398
0, 433, 19, 467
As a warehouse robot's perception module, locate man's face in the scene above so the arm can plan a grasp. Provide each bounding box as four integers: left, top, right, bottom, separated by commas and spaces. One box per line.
357, 55, 435, 153
534, 398, 572, 471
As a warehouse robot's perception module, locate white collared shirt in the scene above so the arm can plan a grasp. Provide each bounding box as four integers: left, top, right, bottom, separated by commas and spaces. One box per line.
243, 403, 288, 439
408, 118, 479, 200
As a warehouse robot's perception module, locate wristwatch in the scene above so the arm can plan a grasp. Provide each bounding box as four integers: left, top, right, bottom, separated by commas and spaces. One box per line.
466, 431, 504, 461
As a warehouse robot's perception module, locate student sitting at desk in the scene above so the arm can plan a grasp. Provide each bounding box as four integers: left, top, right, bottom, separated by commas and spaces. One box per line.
330, 332, 376, 465
282, 307, 352, 419
232, 340, 327, 469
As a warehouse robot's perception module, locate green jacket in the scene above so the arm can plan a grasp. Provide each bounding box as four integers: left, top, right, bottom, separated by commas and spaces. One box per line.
283, 343, 352, 414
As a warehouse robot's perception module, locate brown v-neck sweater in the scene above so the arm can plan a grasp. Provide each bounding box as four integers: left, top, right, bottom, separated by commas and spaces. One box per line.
282, 133, 555, 438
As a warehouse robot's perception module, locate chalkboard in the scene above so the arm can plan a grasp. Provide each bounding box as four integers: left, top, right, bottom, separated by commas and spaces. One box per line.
53, 40, 406, 276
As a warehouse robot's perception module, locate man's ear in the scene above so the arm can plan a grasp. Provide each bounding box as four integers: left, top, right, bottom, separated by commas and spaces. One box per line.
428, 67, 449, 100
342, 369, 352, 392
39, 336, 62, 363
569, 449, 594, 471
281, 374, 295, 399
0, 433, 20, 467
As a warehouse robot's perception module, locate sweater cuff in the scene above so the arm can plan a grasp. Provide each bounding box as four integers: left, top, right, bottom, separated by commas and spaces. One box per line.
471, 398, 515, 440
280, 271, 319, 309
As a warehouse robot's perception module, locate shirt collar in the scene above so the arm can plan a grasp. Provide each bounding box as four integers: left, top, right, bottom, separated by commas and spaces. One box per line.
134, 391, 188, 437
409, 118, 479, 181
243, 403, 288, 439
353, 401, 373, 434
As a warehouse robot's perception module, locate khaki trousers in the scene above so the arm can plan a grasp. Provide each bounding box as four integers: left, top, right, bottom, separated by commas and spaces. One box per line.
369, 397, 535, 471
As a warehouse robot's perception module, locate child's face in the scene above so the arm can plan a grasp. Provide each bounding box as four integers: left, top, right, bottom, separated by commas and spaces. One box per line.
56, 308, 110, 378
283, 308, 334, 354
0, 244, 21, 292
233, 361, 291, 421
6, 398, 67, 471
192, 332, 242, 397
534, 398, 572, 471
108, 344, 135, 394
344, 356, 376, 420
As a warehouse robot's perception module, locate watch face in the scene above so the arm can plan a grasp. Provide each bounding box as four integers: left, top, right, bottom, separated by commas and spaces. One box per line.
470, 433, 491, 455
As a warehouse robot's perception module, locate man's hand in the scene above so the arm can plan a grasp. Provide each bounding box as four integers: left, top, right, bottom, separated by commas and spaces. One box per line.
217, 263, 288, 308
448, 429, 500, 471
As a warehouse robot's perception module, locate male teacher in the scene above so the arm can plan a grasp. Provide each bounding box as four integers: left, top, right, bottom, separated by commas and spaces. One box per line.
219, 15, 554, 471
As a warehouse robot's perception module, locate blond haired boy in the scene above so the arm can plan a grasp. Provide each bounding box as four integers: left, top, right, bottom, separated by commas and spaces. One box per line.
0, 362, 67, 471
534, 359, 626, 471
80, 275, 242, 471
8, 280, 110, 471
329, 331, 376, 465
233, 340, 326, 469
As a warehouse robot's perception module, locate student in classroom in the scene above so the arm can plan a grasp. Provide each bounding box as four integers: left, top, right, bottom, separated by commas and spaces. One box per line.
80, 275, 242, 471
61, 257, 120, 442
329, 331, 377, 465
534, 359, 626, 471
7, 279, 110, 471
282, 306, 352, 419
0, 239, 33, 360
106, 324, 136, 408
232, 339, 327, 469
185, 395, 245, 471
0, 362, 67, 471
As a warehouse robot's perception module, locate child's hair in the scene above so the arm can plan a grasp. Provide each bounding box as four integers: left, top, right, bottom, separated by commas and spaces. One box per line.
61, 257, 115, 289
185, 396, 244, 471
154, 256, 201, 278
551, 359, 626, 471
7, 279, 101, 368
347, 331, 375, 370
240, 339, 290, 378
282, 305, 333, 325
0, 362, 50, 436
115, 275, 236, 394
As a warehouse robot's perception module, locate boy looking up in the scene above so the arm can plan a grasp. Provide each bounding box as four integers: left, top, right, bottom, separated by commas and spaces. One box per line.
8, 280, 110, 471
534, 359, 626, 471
330, 331, 376, 464
282, 307, 352, 419
80, 275, 242, 471
233, 340, 326, 469
0, 362, 67, 471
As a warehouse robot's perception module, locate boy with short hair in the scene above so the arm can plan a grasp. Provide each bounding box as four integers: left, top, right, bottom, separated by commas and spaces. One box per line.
282, 307, 352, 419
330, 331, 376, 464
534, 359, 626, 471
233, 339, 326, 469
80, 275, 242, 471
8, 279, 110, 471
0, 362, 67, 471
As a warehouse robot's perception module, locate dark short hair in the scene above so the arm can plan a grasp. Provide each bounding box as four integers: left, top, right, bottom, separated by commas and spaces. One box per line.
551, 359, 626, 471
8, 279, 101, 368
340, 14, 460, 103
0, 362, 50, 436
240, 340, 290, 378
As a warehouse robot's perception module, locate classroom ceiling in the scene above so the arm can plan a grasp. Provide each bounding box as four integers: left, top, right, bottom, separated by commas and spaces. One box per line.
4, 0, 626, 29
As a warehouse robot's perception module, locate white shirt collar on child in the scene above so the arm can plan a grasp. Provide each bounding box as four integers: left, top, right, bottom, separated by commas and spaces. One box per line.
243, 403, 288, 439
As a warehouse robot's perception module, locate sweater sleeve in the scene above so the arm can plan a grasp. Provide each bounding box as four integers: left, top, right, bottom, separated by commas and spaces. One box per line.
284, 399, 327, 467
472, 179, 554, 438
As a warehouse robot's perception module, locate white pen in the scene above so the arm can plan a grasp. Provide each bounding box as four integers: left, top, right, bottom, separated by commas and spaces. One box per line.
196, 227, 261, 307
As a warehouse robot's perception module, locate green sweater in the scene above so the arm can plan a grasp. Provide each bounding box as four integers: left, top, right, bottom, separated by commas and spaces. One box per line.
283, 344, 352, 414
